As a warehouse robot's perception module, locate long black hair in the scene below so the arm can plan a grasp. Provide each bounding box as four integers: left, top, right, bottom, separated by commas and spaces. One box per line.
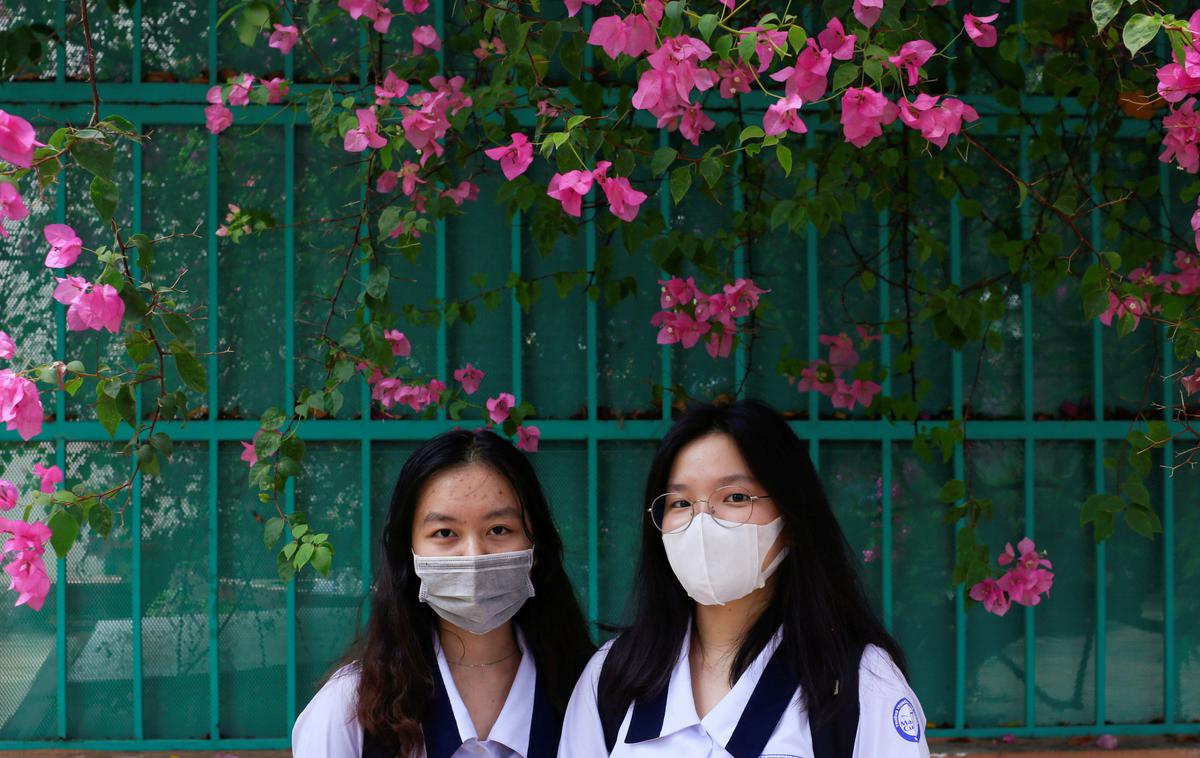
338, 428, 594, 752
597, 399, 906, 729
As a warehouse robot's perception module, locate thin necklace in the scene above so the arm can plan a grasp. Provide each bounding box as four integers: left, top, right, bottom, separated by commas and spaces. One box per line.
448, 648, 520, 668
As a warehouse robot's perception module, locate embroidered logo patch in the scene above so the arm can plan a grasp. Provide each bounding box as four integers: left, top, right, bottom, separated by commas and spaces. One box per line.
892, 697, 921, 743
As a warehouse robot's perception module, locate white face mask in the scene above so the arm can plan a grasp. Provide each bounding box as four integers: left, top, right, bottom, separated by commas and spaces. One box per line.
412, 548, 535, 635
661, 513, 788, 606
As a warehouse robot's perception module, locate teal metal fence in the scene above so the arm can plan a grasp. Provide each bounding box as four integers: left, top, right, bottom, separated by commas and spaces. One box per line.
0, 0, 1197, 750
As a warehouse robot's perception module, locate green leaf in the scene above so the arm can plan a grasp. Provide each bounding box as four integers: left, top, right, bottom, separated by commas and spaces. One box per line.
87, 503, 112, 539
294, 541, 315, 569
697, 13, 719, 41
366, 265, 390, 300
310, 544, 333, 575
90, 175, 118, 224
1091, 0, 1120, 31
171, 341, 208, 394
255, 429, 281, 459
70, 138, 113, 180
669, 165, 692, 204
277, 549, 296, 582
651, 146, 678, 176
260, 407, 286, 431
700, 156, 723, 188
1122, 480, 1150, 507
775, 145, 792, 178
49, 509, 80, 558
787, 25, 807, 53
832, 63, 859, 92
938, 479, 966, 503
738, 125, 765, 143
96, 386, 122, 437
1122, 13, 1162, 55
737, 32, 757, 63
264, 517, 285, 550
1093, 511, 1115, 542
159, 312, 194, 349
236, 1, 271, 46
1125, 506, 1162, 539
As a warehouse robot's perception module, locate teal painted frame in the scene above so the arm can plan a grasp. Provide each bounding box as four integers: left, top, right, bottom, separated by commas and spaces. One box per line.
0, 0, 1191, 749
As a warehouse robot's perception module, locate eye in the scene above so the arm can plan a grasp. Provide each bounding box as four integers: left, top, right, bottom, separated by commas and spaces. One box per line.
432, 528, 455, 539
725, 491, 753, 504
667, 497, 693, 510
488, 525, 513, 536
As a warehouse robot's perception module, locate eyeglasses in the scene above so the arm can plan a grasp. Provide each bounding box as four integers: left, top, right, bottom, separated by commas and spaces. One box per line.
647, 485, 773, 534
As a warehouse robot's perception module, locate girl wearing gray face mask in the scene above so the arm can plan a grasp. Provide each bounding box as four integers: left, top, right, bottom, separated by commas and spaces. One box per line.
292, 429, 594, 758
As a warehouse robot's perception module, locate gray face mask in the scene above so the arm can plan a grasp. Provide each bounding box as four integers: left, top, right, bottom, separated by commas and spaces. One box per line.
412, 548, 535, 635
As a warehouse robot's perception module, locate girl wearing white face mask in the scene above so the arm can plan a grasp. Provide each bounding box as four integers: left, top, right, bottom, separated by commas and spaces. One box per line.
293, 429, 594, 758
560, 399, 930, 758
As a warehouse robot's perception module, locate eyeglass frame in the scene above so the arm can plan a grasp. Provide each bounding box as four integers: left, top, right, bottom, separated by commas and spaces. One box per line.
646, 485, 774, 534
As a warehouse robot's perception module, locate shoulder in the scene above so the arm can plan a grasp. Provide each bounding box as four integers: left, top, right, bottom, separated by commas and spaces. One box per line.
858, 644, 912, 698
292, 663, 363, 757
853, 645, 929, 754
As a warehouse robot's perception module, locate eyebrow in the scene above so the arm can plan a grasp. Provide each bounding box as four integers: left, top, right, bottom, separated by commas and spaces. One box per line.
422, 505, 522, 524
666, 473, 758, 491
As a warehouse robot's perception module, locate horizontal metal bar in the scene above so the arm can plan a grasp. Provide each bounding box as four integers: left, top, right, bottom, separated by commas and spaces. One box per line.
0, 739, 291, 750
1, 418, 1187, 443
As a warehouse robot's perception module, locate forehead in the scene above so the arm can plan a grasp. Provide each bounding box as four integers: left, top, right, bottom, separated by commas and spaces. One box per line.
667, 432, 751, 487
413, 463, 520, 520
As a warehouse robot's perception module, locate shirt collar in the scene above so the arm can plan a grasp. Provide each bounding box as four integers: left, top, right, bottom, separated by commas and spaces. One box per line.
433, 626, 536, 756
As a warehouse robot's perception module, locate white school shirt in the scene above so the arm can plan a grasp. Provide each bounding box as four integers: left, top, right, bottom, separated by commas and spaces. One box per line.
292, 630, 539, 758
558, 627, 930, 758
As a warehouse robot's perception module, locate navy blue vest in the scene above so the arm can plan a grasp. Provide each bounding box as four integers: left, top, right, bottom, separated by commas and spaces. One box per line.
361, 660, 560, 758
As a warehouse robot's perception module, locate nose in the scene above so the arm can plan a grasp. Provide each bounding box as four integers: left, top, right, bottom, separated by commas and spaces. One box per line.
458, 535, 486, 557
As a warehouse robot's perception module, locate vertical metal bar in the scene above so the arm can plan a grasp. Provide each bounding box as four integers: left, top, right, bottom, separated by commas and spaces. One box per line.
583, 4, 599, 634
805, 130, 818, 423
360, 436, 372, 623
131, 0, 143, 85
130, 115, 145, 742
53, 134, 67, 741
206, 0, 220, 741
658, 129, 672, 419
878, 210, 892, 631
1158, 156, 1176, 726
56, 0, 66, 84
1087, 150, 1107, 729
732, 153, 746, 396
1019, 129, 1036, 730
511, 210, 523, 399
950, 193, 966, 731
433, 0, 447, 416
284, 116, 298, 733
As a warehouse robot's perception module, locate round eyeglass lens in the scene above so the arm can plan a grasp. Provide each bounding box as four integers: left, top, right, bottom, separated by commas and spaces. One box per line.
650, 492, 693, 534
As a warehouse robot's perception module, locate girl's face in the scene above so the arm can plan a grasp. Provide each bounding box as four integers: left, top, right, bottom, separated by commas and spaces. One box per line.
666, 432, 785, 566
411, 463, 533, 557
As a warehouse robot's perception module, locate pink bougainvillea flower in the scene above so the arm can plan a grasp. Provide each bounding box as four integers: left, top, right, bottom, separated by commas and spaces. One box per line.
887, 39, 936, 87
564, 0, 601, 18
675, 103, 717, 146
338, 0, 378, 20
0, 109, 42, 168
51, 275, 89, 306
31, 463, 62, 494
484, 133, 534, 181
650, 310, 709, 348
1182, 367, 1200, 395
343, 108, 387, 152
588, 13, 656, 59
705, 327, 734, 358
1098, 291, 1146, 331
819, 332, 859, 372
717, 60, 754, 99
260, 76, 289, 104
69, 284, 124, 334
969, 577, 1011, 616
998, 562, 1054, 607
722, 278, 767, 318
818, 17, 856, 61
441, 180, 479, 206
240, 429, 263, 467
43, 224, 83, 269
0, 480, 18, 510
4, 549, 51, 611
830, 378, 882, 410
0, 369, 44, 440
546, 170, 594, 217
797, 362, 835, 394
453, 363, 485, 395
227, 74, 254, 107
1157, 63, 1200, 104
853, 0, 884, 28
769, 39, 832, 103
268, 24, 299, 54
763, 94, 808, 137
964, 13, 999, 49
1160, 98, 1200, 173
371, 5, 394, 33
0, 182, 30, 237
412, 25, 442, 55
841, 87, 898, 148
0, 330, 14, 360
486, 392, 516, 424
383, 329, 411, 357
898, 94, 979, 149
204, 86, 233, 134
516, 424, 540, 452
375, 70, 409, 105
592, 162, 647, 222
659, 277, 697, 309
404, 0, 430, 12
375, 170, 399, 194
